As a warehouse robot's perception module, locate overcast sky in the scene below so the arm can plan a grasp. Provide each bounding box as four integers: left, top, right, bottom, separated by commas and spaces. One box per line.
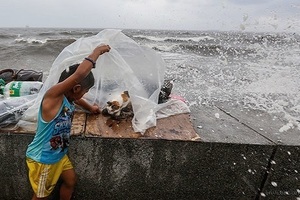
0, 0, 299, 32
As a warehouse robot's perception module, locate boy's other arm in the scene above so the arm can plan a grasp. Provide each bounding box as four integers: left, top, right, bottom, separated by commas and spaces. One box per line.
75, 99, 101, 114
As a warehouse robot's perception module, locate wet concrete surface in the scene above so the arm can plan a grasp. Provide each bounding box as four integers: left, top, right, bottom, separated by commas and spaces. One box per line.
190, 104, 274, 144
214, 101, 299, 145
191, 102, 299, 146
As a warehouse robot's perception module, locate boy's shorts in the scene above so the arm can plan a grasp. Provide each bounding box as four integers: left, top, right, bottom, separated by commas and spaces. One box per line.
26, 155, 73, 198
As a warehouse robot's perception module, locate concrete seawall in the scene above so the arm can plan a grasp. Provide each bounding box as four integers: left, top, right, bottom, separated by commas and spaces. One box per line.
0, 134, 299, 199
0, 102, 299, 199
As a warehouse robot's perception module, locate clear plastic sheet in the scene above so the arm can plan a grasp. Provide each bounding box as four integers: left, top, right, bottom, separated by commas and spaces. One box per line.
20, 29, 190, 133
0, 94, 37, 128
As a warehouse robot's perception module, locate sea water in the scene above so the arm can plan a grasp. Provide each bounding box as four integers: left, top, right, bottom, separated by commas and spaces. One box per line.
0, 28, 299, 130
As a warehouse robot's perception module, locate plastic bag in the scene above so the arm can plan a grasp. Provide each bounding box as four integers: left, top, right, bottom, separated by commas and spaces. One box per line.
0, 94, 37, 128
21, 29, 189, 133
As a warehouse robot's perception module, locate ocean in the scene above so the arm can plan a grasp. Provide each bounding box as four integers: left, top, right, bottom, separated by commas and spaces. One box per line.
0, 27, 299, 130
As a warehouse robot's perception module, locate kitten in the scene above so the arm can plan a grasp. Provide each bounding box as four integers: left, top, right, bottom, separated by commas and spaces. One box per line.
102, 91, 132, 119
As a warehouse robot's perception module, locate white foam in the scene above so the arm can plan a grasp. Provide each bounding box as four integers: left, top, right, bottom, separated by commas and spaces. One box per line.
15, 37, 48, 44
243, 72, 299, 95
279, 122, 294, 132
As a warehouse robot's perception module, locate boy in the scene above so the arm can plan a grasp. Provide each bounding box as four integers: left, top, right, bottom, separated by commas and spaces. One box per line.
26, 44, 111, 200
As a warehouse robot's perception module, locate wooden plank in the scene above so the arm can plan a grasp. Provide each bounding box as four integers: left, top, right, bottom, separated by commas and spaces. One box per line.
144, 114, 200, 140
71, 111, 86, 136
85, 113, 200, 141
85, 114, 140, 138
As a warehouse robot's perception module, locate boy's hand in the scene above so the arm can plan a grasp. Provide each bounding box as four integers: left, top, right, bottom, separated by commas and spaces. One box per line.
89, 104, 101, 114
75, 99, 101, 114
93, 45, 111, 56
87, 45, 111, 65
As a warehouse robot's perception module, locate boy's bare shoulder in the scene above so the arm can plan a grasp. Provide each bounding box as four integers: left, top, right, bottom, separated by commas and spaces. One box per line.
41, 90, 65, 122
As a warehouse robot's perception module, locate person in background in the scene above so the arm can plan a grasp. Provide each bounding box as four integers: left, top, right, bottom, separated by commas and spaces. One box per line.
26, 44, 111, 200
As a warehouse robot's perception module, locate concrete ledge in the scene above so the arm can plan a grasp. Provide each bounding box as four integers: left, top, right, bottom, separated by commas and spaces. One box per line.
0, 133, 281, 199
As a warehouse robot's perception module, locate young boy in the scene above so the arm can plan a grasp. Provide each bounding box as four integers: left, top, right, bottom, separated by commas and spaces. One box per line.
26, 44, 111, 200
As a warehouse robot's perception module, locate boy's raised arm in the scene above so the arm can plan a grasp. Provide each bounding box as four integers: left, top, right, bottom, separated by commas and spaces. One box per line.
50, 45, 111, 97
41, 45, 110, 122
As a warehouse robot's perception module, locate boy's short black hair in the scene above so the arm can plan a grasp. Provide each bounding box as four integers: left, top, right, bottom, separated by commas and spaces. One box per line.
58, 64, 95, 89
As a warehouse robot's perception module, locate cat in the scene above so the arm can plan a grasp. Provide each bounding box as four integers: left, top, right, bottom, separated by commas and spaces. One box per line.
102, 91, 133, 119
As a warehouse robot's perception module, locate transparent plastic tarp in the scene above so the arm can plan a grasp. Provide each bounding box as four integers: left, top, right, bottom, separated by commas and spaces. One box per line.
0, 94, 37, 128
21, 29, 190, 133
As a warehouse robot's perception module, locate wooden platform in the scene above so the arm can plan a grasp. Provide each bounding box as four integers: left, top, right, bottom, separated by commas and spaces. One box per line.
0, 111, 200, 141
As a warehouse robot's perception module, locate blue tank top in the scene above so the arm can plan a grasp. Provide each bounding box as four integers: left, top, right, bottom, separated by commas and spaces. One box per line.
26, 96, 75, 164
